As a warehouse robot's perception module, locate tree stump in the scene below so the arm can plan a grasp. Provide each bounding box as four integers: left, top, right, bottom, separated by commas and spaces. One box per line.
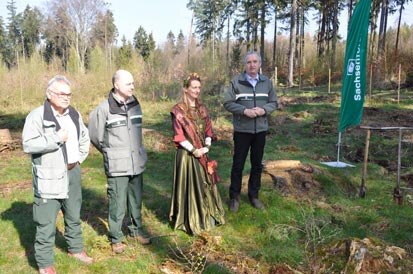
0, 129, 18, 152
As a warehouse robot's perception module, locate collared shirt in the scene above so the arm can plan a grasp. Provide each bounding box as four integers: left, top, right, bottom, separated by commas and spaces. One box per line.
245, 73, 259, 87
52, 107, 80, 164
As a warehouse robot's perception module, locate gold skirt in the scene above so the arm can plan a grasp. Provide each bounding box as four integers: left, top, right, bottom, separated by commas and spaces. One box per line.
169, 149, 225, 235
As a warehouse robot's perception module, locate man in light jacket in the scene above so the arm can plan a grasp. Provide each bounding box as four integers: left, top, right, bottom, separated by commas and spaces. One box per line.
22, 75, 92, 274
88, 69, 150, 254
223, 51, 277, 212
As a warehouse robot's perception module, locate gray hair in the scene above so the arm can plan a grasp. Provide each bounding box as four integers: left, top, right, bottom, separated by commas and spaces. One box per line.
46, 75, 71, 93
243, 51, 261, 64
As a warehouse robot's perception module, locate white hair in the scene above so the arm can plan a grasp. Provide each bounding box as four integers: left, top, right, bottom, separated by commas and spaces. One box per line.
46, 75, 71, 94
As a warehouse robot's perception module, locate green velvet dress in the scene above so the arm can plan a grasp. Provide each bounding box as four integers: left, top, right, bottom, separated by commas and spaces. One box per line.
169, 104, 225, 235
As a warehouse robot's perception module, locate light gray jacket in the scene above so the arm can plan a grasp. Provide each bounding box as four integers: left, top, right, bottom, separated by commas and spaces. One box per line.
22, 100, 90, 199
88, 91, 147, 177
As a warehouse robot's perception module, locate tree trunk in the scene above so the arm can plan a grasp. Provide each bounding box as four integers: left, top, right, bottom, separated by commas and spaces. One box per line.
227, 16, 230, 68
187, 12, 194, 65
299, 8, 305, 87
246, 17, 251, 51
253, 9, 259, 50
272, 6, 278, 69
376, 0, 389, 85
288, 0, 297, 87
331, 0, 339, 71
295, 8, 300, 69
369, 0, 380, 61
348, 0, 354, 22
317, 1, 327, 57
394, 0, 405, 56
260, 2, 266, 64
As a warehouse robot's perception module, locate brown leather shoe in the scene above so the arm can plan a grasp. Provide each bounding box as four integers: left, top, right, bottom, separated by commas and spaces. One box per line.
111, 242, 127, 254
128, 234, 151, 245
38, 266, 56, 274
68, 251, 93, 264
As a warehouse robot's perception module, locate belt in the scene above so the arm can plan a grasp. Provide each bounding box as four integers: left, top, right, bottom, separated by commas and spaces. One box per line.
67, 162, 78, 170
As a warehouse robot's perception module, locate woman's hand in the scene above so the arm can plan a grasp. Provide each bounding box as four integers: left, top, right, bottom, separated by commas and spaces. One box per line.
193, 147, 209, 158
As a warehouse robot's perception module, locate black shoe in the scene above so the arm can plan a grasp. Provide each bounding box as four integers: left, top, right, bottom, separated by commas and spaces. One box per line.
250, 198, 265, 210
229, 199, 239, 212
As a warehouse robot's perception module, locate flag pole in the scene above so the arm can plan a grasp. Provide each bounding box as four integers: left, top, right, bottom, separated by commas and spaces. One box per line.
322, 132, 354, 168
336, 131, 342, 162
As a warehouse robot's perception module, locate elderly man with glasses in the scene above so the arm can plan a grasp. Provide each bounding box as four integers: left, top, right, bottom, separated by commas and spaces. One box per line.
22, 75, 93, 274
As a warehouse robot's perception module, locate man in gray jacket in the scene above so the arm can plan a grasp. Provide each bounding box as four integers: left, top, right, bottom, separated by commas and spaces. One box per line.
22, 75, 92, 274
88, 69, 150, 254
224, 51, 277, 212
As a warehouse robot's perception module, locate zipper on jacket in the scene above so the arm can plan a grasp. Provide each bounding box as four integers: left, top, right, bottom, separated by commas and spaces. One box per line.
124, 102, 135, 174
253, 85, 257, 133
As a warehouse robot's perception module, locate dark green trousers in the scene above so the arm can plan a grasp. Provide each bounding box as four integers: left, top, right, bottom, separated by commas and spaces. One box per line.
33, 165, 84, 268
107, 173, 144, 243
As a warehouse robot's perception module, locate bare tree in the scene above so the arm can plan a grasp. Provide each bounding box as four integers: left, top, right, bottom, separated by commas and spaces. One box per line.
46, 0, 107, 73
330, 0, 340, 70
375, 0, 390, 84
394, 0, 406, 55
288, 0, 297, 87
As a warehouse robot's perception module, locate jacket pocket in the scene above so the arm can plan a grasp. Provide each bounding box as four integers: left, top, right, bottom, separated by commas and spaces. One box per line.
138, 146, 148, 168
105, 148, 131, 173
235, 115, 241, 127
35, 166, 67, 196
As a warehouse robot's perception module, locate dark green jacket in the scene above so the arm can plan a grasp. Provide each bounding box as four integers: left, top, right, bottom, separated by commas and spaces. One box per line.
223, 73, 277, 133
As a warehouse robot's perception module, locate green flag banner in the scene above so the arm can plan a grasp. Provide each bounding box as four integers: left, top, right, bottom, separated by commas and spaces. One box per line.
339, 0, 372, 132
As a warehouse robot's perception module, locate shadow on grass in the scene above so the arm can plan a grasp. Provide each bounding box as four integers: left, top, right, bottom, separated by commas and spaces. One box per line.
0, 113, 27, 130
1, 201, 37, 269
0, 201, 71, 270
81, 187, 109, 236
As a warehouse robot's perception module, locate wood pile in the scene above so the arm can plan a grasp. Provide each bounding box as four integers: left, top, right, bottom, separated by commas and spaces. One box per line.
0, 129, 20, 152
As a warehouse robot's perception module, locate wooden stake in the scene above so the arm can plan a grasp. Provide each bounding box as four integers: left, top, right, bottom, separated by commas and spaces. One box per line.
328, 68, 331, 94
397, 63, 401, 104
360, 129, 371, 198
369, 63, 373, 98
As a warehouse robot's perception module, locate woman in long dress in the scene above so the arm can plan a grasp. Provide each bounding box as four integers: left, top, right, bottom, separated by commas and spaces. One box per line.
169, 73, 225, 235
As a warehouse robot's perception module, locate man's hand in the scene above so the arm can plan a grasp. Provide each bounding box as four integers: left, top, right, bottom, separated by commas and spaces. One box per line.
243, 108, 257, 118
57, 128, 68, 143
253, 107, 266, 116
